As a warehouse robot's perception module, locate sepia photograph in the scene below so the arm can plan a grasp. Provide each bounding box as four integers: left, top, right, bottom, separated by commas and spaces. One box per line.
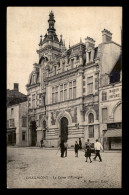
7, 6, 122, 188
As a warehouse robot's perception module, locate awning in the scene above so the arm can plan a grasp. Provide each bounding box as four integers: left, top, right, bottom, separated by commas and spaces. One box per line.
104, 129, 122, 137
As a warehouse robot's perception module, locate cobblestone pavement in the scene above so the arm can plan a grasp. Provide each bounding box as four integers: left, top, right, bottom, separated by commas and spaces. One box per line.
7, 147, 122, 188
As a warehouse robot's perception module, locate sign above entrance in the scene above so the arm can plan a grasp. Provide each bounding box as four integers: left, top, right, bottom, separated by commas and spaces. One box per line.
108, 87, 121, 99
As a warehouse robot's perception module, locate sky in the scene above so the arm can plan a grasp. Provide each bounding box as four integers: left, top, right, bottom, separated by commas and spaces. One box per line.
7, 7, 122, 95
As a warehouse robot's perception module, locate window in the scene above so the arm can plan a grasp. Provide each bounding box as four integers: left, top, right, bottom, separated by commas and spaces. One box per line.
76, 55, 79, 60
69, 88, 72, 99
73, 80, 76, 98
71, 59, 74, 68
73, 87, 76, 98
32, 94, 35, 108
7, 120, 9, 128
102, 91, 107, 101
62, 62, 65, 71
64, 84, 67, 100
55, 86, 58, 103
43, 130, 46, 140
83, 81, 85, 86
58, 62, 60, 68
69, 81, 76, 99
52, 86, 58, 103
42, 96, 45, 106
64, 90, 67, 100
88, 113, 94, 123
87, 76, 93, 94
60, 90, 63, 101
95, 78, 99, 90
22, 132, 26, 141
69, 82, 72, 99
89, 51, 91, 61
11, 108, 14, 115
54, 66, 57, 75
102, 108, 107, 123
89, 125, 94, 138
9, 119, 14, 127
22, 117, 27, 127
43, 120, 46, 129
52, 93, 55, 103
83, 88, 85, 93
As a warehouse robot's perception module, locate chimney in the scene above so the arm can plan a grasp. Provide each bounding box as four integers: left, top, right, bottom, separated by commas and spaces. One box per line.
85, 36, 95, 49
102, 29, 112, 43
14, 83, 19, 91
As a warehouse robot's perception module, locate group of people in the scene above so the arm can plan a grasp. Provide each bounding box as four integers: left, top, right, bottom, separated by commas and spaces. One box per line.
60, 138, 104, 162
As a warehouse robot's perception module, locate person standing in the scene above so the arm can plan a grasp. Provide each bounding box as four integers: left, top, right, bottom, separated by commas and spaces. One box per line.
64, 141, 68, 157
93, 139, 104, 162
40, 138, 43, 148
85, 139, 92, 163
79, 138, 82, 149
60, 140, 65, 158
74, 141, 79, 157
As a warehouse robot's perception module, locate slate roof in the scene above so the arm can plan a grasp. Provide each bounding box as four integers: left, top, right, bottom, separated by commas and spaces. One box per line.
7, 89, 27, 107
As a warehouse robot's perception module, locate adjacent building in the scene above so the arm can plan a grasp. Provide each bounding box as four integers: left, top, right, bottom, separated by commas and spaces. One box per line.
26, 11, 122, 149
99, 55, 122, 149
7, 84, 28, 146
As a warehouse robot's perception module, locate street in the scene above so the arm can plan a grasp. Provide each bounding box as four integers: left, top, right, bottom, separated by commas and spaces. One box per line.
7, 147, 122, 188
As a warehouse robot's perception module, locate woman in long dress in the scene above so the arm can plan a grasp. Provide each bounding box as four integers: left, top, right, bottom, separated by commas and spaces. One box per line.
85, 139, 92, 163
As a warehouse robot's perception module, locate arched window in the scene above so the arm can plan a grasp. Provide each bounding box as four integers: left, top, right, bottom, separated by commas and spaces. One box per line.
88, 113, 94, 123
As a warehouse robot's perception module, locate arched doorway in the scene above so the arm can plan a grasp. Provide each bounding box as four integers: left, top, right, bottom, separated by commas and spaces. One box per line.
30, 121, 37, 146
60, 117, 68, 142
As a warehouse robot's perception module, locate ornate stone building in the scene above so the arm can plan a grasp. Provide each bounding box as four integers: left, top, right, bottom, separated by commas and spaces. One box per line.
26, 11, 121, 149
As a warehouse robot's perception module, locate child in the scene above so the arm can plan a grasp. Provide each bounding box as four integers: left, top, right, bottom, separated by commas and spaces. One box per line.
74, 141, 79, 157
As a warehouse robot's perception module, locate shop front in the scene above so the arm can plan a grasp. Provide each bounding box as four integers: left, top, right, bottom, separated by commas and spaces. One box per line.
103, 123, 122, 150
7, 128, 16, 145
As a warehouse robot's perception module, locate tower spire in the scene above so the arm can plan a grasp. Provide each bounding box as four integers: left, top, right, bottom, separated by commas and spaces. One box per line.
46, 11, 59, 43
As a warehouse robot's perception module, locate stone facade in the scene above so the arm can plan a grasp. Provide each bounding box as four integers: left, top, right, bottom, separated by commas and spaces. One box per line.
26, 12, 122, 149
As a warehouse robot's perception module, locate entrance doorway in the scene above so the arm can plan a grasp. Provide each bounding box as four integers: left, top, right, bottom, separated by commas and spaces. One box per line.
60, 117, 68, 142
7, 130, 16, 145
30, 121, 37, 146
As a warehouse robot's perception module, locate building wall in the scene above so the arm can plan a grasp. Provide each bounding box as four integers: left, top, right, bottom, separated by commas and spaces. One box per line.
7, 104, 19, 145
99, 82, 122, 149
26, 13, 122, 149
19, 101, 28, 146
98, 42, 121, 75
